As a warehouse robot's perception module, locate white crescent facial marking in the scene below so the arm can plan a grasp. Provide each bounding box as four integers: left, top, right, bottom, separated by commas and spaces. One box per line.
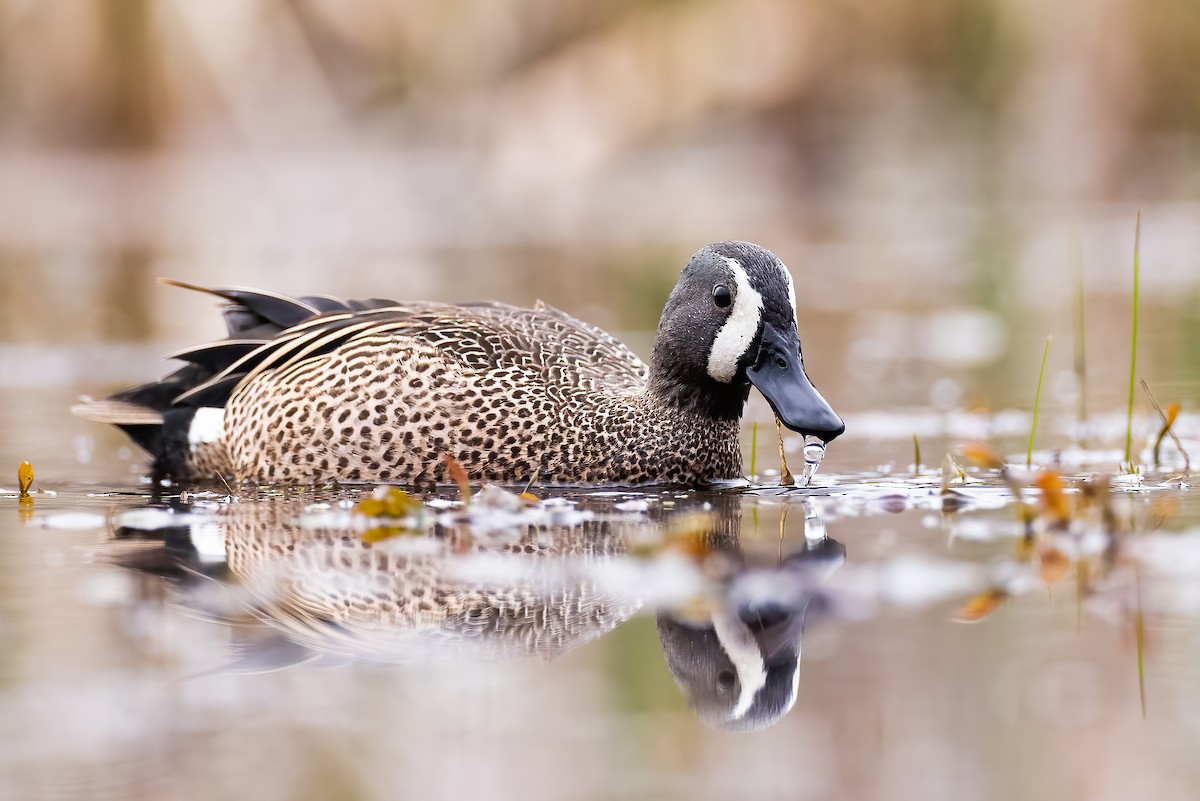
707, 258, 764, 383
784, 650, 801, 714
189, 406, 225, 448
711, 603, 767, 721
782, 261, 798, 323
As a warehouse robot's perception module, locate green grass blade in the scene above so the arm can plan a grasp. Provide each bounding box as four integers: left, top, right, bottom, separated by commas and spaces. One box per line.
750, 420, 758, 478
1027, 335, 1052, 468
1124, 212, 1142, 468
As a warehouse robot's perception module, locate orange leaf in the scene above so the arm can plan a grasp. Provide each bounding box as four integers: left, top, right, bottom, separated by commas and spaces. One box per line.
960, 442, 1004, 470
953, 589, 1006, 623
1038, 546, 1070, 585
17, 460, 33, 498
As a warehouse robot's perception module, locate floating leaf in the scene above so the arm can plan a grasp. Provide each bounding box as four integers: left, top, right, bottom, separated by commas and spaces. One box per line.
354, 486, 423, 520
960, 442, 1004, 470
1038, 546, 1070, 585
17, 460, 33, 498
1035, 470, 1071, 527
362, 525, 409, 543
953, 589, 1007, 623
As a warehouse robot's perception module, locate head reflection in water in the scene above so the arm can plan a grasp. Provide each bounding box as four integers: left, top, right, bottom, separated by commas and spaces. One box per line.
107, 489, 841, 732
656, 536, 844, 732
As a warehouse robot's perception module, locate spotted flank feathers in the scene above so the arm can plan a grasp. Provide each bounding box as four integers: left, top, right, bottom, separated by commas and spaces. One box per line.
73, 242, 844, 485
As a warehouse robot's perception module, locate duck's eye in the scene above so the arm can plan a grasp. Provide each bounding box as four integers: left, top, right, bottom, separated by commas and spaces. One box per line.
712, 285, 732, 308
716, 670, 736, 693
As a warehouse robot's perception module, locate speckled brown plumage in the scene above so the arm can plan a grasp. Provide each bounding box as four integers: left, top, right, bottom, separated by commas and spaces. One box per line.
213, 301, 740, 485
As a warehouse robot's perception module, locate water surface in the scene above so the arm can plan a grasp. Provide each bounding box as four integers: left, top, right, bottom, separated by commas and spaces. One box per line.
2, 385, 1199, 801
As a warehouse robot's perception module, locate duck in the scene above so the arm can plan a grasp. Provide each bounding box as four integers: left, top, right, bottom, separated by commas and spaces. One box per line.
73, 240, 844, 485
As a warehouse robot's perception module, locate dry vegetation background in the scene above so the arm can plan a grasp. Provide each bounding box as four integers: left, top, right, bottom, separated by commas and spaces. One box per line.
1, 0, 1199, 410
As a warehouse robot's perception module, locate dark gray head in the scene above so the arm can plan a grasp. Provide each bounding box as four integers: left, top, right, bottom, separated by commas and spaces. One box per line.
650, 241, 844, 442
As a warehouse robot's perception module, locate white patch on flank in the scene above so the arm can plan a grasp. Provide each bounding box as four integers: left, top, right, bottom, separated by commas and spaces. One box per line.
712, 604, 767, 721
189, 407, 225, 447
707, 258, 764, 383
189, 521, 228, 564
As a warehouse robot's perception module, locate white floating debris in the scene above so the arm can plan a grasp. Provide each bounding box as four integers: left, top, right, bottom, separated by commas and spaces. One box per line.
1111, 472, 1144, 489
36, 512, 106, 530
614, 499, 650, 513
116, 508, 204, 530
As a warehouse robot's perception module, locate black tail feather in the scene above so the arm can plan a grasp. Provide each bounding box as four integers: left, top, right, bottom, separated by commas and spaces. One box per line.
78, 280, 405, 476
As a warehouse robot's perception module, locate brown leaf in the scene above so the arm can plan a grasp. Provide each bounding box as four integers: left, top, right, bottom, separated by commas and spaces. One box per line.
444, 454, 471, 502
953, 589, 1007, 623
1038, 546, 1070, 585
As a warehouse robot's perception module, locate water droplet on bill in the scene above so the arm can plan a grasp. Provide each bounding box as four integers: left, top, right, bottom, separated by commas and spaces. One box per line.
802, 435, 826, 486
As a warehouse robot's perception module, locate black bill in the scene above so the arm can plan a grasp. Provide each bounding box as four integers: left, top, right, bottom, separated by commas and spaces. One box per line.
747, 323, 844, 442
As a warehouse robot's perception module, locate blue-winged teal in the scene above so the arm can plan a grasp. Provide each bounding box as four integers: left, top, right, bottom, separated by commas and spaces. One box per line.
74, 241, 844, 485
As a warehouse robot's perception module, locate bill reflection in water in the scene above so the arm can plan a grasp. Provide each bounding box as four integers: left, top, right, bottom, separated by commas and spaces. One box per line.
104, 491, 842, 730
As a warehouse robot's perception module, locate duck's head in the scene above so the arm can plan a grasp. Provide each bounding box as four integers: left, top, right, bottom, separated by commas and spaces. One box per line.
650, 241, 844, 442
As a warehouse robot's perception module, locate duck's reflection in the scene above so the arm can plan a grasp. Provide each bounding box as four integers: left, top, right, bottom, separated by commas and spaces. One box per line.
109, 490, 842, 730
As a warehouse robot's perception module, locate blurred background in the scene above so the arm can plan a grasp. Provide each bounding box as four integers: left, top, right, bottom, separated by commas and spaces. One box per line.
1, 0, 1199, 414
2, 5, 1200, 801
